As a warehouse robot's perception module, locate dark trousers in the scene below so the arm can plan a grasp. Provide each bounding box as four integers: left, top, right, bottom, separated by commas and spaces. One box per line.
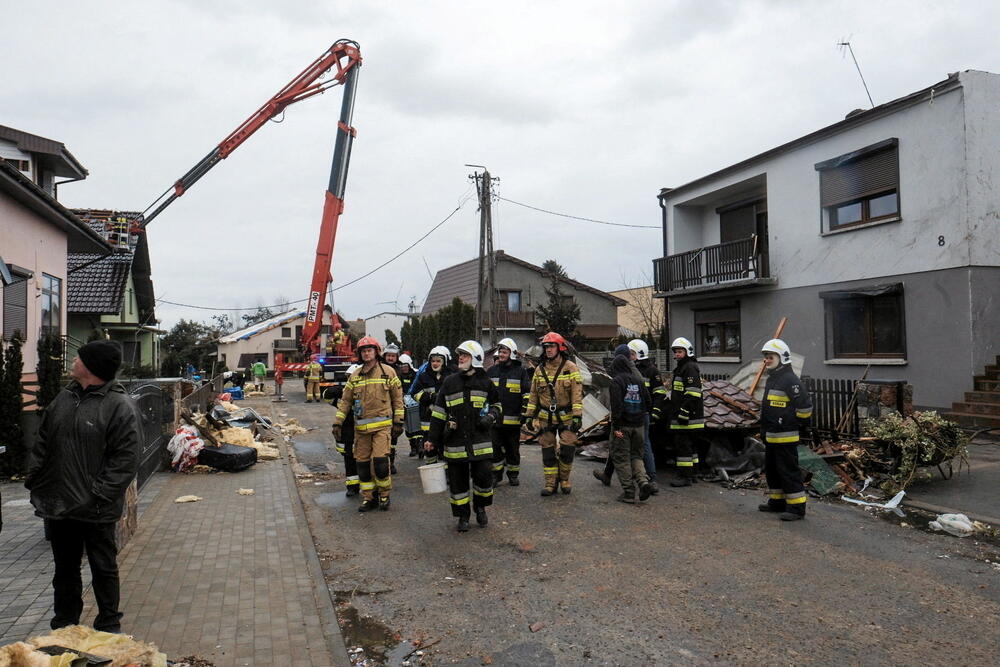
672, 430, 702, 477
48, 519, 122, 633
447, 458, 494, 519
604, 416, 655, 482
338, 439, 359, 490
490, 427, 521, 483
765, 443, 807, 513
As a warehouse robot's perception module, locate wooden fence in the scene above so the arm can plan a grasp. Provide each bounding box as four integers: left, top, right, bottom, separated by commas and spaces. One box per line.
802, 377, 858, 437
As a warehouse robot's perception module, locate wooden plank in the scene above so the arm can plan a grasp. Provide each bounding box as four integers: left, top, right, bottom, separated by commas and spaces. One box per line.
750, 317, 788, 396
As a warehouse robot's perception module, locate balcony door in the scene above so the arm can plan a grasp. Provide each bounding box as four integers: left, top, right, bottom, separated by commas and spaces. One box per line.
717, 199, 767, 280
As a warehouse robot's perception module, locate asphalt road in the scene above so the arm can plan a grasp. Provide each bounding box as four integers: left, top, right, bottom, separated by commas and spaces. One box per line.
259, 387, 1000, 666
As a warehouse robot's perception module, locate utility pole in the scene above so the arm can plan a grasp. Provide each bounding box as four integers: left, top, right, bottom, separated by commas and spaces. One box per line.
467, 165, 499, 347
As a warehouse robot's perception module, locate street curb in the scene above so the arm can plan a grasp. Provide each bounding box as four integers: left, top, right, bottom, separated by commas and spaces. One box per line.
280, 437, 353, 666
901, 498, 1000, 527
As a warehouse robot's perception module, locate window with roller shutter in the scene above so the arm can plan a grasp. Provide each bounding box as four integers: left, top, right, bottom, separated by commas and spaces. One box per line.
3, 277, 28, 341
815, 138, 900, 231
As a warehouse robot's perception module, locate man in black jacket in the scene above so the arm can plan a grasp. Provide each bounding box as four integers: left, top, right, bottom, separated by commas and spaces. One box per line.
24, 340, 139, 633
668, 336, 705, 488
426, 340, 502, 532
608, 352, 655, 503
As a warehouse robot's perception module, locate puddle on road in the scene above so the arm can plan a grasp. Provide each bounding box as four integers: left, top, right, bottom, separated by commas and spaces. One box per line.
875, 505, 1000, 547
333, 591, 424, 666
316, 492, 353, 509
294, 440, 329, 455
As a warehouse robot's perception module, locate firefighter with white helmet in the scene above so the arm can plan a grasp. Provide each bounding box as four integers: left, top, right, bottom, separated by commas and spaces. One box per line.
486, 338, 531, 487
525, 332, 584, 496
426, 340, 502, 532
332, 337, 405, 512
330, 364, 362, 497
410, 346, 454, 463
668, 336, 704, 487
383, 343, 401, 366
759, 338, 813, 521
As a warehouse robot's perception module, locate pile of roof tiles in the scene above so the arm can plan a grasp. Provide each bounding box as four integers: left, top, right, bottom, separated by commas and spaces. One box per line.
702, 380, 760, 429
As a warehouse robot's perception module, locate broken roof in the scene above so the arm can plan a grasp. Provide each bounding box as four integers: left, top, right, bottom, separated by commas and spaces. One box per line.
422, 250, 627, 314
218, 309, 306, 344
703, 380, 760, 429
67, 210, 155, 322
0, 124, 88, 180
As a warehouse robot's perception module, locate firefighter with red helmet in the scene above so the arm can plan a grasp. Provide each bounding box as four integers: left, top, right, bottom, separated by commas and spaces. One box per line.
332, 337, 404, 512
524, 332, 584, 496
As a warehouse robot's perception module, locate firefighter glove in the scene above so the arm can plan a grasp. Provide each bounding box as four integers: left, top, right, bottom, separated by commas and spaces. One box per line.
479, 413, 496, 429
392, 423, 403, 440
331, 424, 342, 440
570, 416, 582, 433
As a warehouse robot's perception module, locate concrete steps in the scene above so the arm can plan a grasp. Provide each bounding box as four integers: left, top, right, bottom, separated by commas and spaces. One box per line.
944, 356, 1000, 437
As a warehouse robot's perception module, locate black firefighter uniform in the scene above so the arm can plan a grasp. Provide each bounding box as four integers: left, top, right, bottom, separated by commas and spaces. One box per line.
760, 363, 813, 513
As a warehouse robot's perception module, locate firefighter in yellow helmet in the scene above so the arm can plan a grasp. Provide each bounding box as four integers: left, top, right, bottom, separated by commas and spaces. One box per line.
524, 332, 583, 496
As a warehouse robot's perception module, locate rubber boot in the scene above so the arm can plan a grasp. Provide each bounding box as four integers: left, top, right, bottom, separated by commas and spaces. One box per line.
759, 500, 786, 513
457, 517, 470, 532
540, 472, 558, 496
345, 486, 359, 497
780, 505, 805, 521
558, 461, 573, 494
507, 473, 520, 487
357, 499, 379, 513
475, 508, 488, 527
379, 496, 391, 511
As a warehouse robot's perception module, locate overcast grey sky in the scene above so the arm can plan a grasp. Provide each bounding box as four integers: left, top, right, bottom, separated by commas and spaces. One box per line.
6, 1, 999, 329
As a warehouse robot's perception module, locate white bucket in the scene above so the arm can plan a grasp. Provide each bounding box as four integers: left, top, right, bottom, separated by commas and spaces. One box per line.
418, 462, 448, 494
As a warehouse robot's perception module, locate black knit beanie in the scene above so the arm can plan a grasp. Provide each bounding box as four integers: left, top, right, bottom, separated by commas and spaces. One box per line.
78, 340, 123, 382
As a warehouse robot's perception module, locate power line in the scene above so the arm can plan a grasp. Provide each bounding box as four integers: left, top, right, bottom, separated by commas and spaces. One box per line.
157, 194, 474, 312
497, 196, 660, 229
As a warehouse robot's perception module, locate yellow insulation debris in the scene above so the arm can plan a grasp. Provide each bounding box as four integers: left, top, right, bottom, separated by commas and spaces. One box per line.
28, 625, 167, 667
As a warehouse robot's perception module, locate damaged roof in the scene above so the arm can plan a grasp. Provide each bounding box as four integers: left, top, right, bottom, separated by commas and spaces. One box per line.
219, 309, 306, 343
67, 210, 155, 322
703, 380, 760, 429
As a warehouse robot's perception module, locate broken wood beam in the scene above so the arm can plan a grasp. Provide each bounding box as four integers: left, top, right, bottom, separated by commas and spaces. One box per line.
749, 317, 788, 396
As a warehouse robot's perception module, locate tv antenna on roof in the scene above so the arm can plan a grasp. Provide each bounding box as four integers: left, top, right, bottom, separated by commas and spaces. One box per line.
837, 38, 875, 108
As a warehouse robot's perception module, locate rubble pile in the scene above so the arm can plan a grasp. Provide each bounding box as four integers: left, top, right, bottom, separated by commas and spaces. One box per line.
20, 625, 168, 666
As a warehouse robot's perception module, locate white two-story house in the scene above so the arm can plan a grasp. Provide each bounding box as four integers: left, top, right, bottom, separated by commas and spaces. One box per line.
654, 70, 1000, 417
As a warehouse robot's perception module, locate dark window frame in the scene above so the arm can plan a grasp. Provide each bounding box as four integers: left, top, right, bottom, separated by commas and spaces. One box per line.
281, 327, 292, 338
823, 290, 906, 359
694, 305, 741, 358
816, 138, 900, 232
40, 273, 62, 336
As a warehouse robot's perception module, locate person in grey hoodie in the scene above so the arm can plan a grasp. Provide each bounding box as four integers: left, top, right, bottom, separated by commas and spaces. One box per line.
24, 340, 139, 634
607, 351, 654, 503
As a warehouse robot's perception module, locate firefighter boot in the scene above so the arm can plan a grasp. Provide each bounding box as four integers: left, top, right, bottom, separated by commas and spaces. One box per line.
558, 460, 573, 495
475, 508, 488, 527
357, 499, 379, 513
540, 471, 558, 496
759, 499, 786, 513
507, 472, 520, 487
780, 504, 805, 521
457, 517, 470, 532
345, 485, 360, 497
379, 495, 391, 511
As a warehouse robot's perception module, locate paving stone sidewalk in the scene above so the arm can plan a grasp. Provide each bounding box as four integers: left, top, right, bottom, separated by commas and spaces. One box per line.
0, 440, 348, 666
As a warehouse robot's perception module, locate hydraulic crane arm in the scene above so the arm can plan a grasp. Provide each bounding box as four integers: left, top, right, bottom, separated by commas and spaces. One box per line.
141, 39, 362, 228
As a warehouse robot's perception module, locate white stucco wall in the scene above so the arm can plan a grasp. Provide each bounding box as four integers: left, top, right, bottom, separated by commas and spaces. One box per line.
663, 73, 999, 288
0, 191, 68, 371
365, 313, 414, 348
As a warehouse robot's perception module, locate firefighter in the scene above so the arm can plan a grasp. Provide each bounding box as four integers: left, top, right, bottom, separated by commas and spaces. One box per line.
305, 355, 323, 403
758, 339, 813, 521
525, 332, 583, 496
381, 344, 403, 471
486, 338, 531, 487
668, 336, 704, 487
330, 365, 361, 497
332, 337, 404, 512
426, 340, 502, 532
383, 343, 400, 367
410, 346, 453, 463
396, 354, 418, 457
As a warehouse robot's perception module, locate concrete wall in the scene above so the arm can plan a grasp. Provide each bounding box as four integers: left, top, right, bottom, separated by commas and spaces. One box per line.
668, 266, 992, 410
664, 81, 976, 288
0, 190, 68, 372
961, 71, 1000, 268
495, 260, 618, 326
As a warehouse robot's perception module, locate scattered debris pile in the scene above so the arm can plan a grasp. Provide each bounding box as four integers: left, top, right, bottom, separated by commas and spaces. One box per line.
0, 625, 170, 666
840, 411, 969, 492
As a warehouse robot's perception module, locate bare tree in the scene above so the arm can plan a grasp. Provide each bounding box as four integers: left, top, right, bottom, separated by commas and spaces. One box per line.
619, 272, 666, 345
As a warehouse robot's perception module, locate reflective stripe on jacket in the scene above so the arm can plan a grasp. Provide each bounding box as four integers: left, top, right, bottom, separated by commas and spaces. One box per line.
760, 364, 813, 444
427, 368, 501, 461
525, 356, 583, 427
669, 356, 705, 430
486, 359, 531, 427
334, 362, 404, 432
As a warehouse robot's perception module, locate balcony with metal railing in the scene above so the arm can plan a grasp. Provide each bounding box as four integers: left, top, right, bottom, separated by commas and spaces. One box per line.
653, 235, 775, 297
